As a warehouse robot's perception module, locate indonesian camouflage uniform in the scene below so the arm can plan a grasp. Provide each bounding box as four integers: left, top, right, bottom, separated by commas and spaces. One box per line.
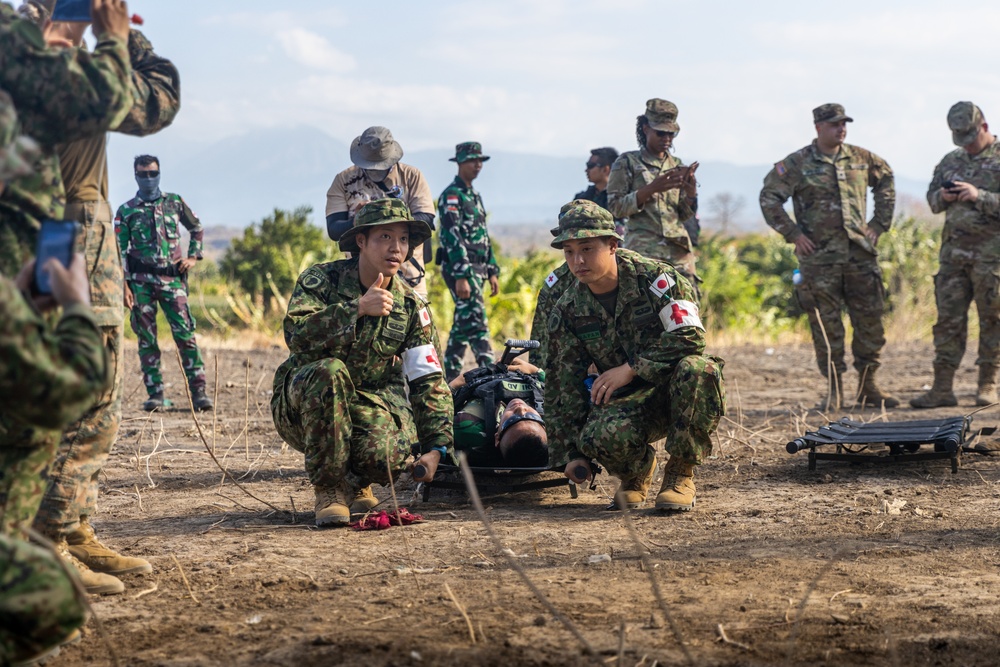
530, 261, 572, 370
545, 248, 725, 480
116, 192, 207, 398
35, 28, 181, 540
926, 137, 1000, 370
607, 149, 698, 280
760, 140, 895, 379
438, 174, 500, 380
271, 257, 453, 491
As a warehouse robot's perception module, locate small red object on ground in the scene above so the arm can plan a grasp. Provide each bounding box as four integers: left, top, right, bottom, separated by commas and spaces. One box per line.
350, 508, 424, 531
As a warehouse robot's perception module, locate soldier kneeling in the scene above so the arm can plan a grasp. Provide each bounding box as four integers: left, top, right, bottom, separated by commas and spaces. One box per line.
544, 200, 726, 511
271, 199, 453, 527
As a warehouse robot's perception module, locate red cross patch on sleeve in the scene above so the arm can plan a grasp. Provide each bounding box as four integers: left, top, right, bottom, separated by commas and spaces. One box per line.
658, 299, 704, 332
545, 271, 559, 288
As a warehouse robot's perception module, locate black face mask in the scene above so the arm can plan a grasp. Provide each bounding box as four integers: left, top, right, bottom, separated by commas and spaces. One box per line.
135, 173, 161, 201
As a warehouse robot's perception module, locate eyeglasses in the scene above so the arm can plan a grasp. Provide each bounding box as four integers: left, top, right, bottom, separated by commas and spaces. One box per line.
136, 170, 160, 178
653, 130, 675, 139
585, 162, 602, 170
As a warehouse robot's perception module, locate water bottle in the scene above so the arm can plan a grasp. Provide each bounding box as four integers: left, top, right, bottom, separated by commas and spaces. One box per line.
792, 269, 802, 286
583, 374, 598, 404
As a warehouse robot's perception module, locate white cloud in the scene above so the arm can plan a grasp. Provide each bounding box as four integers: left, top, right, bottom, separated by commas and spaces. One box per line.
276, 28, 356, 72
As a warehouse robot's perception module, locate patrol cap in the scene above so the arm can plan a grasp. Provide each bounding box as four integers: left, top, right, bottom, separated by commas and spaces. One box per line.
948, 101, 985, 147
450, 141, 490, 163
644, 98, 679, 133
813, 103, 853, 124
550, 199, 624, 249
339, 197, 431, 258
350, 126, 403, 170
0, 90, 40, 183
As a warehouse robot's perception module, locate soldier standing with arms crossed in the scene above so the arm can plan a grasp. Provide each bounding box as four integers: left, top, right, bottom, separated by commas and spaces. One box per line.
911, 102, 1000, 408
760, 104, 898, 410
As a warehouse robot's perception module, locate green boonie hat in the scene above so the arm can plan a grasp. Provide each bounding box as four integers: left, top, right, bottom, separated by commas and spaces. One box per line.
449, 141, 491, 163
644, 98, 679, 133
0, 90, 40, 183
339, 197, 432, 258
813, 103, 853, 124
550, 199, 623, 249
948, 101, 984, 147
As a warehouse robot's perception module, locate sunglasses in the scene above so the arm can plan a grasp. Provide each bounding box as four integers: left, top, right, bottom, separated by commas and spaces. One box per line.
653, 130, 675, 139
497, 411, 545, 440
136, 170, 160, 178
585, 162, 602, 170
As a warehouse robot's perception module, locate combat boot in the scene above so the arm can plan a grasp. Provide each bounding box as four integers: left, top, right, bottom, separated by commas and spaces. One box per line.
654, 456, 696, 512
910, 365, 958, 409
976, 364, 998, 407
613, 455, 656, 509
56, 539, 124, 595
67, 517, 153, 575
855, 367, 900, 408
191, 387, 214, 411
350, 485, 380, 516
142, 392, 172, 412
314, 484, 353, 527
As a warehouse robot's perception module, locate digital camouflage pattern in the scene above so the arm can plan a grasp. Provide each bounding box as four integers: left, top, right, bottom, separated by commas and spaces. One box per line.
530, 262, 572, 370
0, 4, 132, 277
544, 249, 725, 478
761, 140, 895, 376
926, 137, 1000, 369
607, 149, 698, 279
438, 175, 500, 379
271, 257, 453, 491
0, 534, 87, 664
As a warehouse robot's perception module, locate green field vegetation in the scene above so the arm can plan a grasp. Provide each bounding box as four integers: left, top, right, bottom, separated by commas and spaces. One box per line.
125, 208, 951, 349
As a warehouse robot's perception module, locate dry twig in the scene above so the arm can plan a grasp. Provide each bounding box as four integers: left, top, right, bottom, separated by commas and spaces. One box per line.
444, 582, 477, 644
716, 624, 751, 651
170, 553, 200, 604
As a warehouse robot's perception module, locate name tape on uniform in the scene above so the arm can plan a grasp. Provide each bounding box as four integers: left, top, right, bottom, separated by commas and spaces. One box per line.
402, 344, 442, 381
659, 299, 703, 332
648, 273, 676, 299
545, 271, 559, 288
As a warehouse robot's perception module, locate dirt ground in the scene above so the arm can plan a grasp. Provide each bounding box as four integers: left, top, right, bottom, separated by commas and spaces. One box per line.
55, 340, 1000, 667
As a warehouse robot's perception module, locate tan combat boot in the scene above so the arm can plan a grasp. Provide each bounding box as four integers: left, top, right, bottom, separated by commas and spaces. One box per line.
56, 539, 124, 595
614, 454, 656, 509
67, 517, 152, 575
910, 365, 958, 409
654, 456, 696, 511
314, 484, 352, 527
350, 485, 380, 516
855, 367, 900, 409
976, 364, 998, 406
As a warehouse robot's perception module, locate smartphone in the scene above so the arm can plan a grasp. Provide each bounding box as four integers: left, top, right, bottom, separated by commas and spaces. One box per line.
51, 0, 91, 22
34, 220, 79, 295
943, 180, 959, 190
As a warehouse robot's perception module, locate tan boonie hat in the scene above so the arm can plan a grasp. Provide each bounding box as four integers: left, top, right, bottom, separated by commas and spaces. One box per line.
450, 141, 490, 163
0, 90, 40, 183
813, 103, 853, 124
644, 98, 679, 133
948, 101, 985, 147
349, 126, 404, 170
339, 197, 431, 258
550, 199, 624, 249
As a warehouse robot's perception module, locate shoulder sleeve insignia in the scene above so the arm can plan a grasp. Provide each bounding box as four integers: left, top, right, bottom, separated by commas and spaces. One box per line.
301, 271, 324, 290
658, 299, 704, 332
418, 306, 432, 328
648, 272, 676, 299
547, 310, 561, 333
775, 161, 787, 177
544, 270, 559, 289
446, 195, 460, 206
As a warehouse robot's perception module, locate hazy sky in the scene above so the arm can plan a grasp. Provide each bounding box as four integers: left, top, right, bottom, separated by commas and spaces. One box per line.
103, 0, 1000, 182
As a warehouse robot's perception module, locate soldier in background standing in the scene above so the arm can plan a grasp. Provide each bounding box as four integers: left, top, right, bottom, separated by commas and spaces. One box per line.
438, 141, 500, 381
911, 102, 1000, 409
760, 103, 898, 410
117, 154, 212, 412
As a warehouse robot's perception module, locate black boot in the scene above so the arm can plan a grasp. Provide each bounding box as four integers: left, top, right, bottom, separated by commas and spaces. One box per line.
191, 387, 214, 411
142, 392, 169, 412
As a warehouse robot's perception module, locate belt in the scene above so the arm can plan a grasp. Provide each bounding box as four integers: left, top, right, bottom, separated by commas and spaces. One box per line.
128, 257, 181, 277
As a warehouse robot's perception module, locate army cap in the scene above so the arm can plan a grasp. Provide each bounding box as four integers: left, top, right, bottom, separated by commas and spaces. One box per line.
948, 102, 985, 147
550, 199, 624, 249
450, 141, 491, 163
644, 98, 679, 133
0, 90, 40, 183
350, 126, 403, 170
339, 197, 431, 258
813, 103, 853, 124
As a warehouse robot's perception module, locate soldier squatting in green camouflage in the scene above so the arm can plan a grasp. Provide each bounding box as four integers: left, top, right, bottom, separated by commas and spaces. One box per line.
438, 141, 500, 381
529, 261, 572, 370
760, 103, 897, 408
272, 199, 453, 526
544, 200, 725, 511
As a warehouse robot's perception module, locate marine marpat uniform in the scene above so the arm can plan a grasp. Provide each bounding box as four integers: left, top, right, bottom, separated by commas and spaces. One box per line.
759, 140, 895, 379
271, 257, 453, 491
438, 175, 500, 380
115, 192, 207, 398
544, 249, 725, 479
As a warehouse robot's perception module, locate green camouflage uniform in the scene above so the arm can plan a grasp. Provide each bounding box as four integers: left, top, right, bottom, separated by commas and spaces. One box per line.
116, 192, 206, 398
760, 126, 895, 379
0, 534, 87, 665
35, 28, 181, 540
544, 202, 725, 480
272, 199, 453, 492
529, 261, 572, 370
438, 142, 500, 381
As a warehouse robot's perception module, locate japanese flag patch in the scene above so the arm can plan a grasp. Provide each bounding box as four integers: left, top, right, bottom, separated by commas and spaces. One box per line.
402, 344, 442, 381
544, 271, 559, 288
418, 306, 432, 328
648, 273, 675, 299
659, 299, 704, 332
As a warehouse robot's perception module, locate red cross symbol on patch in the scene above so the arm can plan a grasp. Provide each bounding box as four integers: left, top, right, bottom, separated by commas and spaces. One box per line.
426, 350, 440, 367
670, 303, 690, 324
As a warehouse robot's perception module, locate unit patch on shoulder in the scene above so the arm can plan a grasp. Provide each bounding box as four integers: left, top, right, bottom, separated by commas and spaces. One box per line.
446, 195, 459, 205
648, 273, 675, 299
301, 271, 323, 290
418, 306, 431, 327
544, 271, 559, 288
775, 161, 787, 177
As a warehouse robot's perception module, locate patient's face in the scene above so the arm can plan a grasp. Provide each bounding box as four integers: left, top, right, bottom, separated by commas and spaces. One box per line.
496, 399, 547, 447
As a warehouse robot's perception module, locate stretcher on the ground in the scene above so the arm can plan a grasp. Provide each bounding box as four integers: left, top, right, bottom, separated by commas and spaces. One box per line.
417, 463, 600, 502
786, 416, 994, 473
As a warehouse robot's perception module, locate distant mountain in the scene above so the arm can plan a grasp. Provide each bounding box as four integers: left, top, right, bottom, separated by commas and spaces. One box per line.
107, 124, 935, 234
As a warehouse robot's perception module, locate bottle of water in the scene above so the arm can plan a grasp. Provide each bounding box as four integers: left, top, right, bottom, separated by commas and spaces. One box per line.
792, 269, 802, 286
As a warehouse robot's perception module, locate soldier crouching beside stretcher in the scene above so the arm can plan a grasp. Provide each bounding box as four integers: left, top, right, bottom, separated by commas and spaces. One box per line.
271, 199, 453, 527
544, 200, 726, 511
